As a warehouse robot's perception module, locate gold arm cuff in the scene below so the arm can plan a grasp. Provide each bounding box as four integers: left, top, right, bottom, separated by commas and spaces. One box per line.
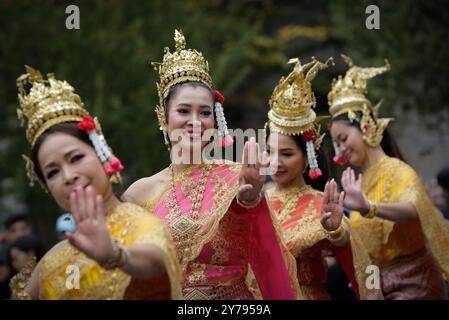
363, 201, 378, 219
325, 223, 347, 243
236, 193, 263, 209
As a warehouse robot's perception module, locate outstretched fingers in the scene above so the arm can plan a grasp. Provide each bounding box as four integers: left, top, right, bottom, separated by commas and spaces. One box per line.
338, 190, 345, 207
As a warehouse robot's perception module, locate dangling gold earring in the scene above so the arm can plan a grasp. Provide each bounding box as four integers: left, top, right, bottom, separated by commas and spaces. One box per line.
163, 130, 170, 151
162, 129, 171, 151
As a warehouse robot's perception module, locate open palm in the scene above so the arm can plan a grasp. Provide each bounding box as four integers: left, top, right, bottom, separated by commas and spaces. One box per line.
238, 137, 267, 203
340, 167, 370, 214
65, 186, 115, 264
321, 179, 345, 231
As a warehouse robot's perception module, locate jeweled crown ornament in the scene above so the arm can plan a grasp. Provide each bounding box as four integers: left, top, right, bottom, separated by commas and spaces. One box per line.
17, 65, 87, 146
268, 57, 333, 136
152, 29, 212, 128
267, 57, 333, 179
328, 55, 393, 154
328, 54, 390, 118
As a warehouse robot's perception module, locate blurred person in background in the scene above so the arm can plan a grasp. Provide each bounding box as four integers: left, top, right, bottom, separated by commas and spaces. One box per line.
9, 235, 45, 274
436, 167, 449, 219
0, 243, 12, 299
4, 214, 33, 244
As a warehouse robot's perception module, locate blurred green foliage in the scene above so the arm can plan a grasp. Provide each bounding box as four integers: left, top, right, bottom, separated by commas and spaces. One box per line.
0, 0, 267, 244
330, 0, 449, 118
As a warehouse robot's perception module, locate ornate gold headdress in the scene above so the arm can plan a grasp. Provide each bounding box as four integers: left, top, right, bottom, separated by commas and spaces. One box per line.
16, 66, 123, 186
267, 57, 333, 179
268, 56, 333, 136
328, 54, 392, 148
152, 29, 212, 128
17, 66, 87, 146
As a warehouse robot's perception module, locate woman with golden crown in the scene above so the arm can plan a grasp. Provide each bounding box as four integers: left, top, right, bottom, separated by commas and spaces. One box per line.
10, 66, 182, 299
263, 57, 382, 299
123, 30, 299, 300
327, 55, 449, 299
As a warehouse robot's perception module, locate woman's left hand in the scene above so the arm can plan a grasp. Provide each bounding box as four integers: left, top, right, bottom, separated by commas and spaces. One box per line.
238, 137, 267, 203
320, 179, 345, 231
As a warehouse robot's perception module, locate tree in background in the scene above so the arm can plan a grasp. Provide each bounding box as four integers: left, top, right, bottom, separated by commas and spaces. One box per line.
330, 0, 449, 119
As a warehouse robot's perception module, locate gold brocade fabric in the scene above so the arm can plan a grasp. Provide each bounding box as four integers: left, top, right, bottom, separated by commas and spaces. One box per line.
267, 185, 382, 299
268, 186, 326, 256
351, 156, 449, 279
38, 202, 182, 299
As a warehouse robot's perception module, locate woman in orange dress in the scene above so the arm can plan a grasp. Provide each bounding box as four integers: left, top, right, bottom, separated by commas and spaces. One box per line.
264, 57, 381, 299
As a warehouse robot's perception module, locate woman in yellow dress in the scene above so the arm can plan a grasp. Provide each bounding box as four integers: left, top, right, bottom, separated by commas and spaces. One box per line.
264, 57, 381, 299
123, 30, 299, 300
10, 66, 182, 299
328, 55, 449, 299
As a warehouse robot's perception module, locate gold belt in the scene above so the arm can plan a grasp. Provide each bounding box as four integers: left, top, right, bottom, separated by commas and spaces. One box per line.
183, 280, 252, 300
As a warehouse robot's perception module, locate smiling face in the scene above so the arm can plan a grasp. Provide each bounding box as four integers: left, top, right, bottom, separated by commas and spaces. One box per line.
266, 132, 307, 188
164, 84, 216, 155
36, 132, 112, 211
330, 120, 367, 166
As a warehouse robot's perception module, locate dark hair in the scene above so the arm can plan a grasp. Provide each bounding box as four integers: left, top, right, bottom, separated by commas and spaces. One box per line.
163, 80, 216, 120
31, 122, 93, 185
266, 127, 330, 191
4, 214, 29, 230
437, 167, 449, 192
0, 243, 10, 265
10, 235, 45, 263
331, 111, 405, 161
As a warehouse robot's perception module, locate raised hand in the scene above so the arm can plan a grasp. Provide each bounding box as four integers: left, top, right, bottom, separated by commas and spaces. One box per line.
238, 137, 267, 203
65, 186, 115, 264
320, 179, 345, 231
340, 167, 370, 214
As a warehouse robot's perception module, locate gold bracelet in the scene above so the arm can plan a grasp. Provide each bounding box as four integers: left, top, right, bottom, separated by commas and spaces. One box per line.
363, 201, 378, 219
325, 223, 347, 243
118, 245, 132, 269
99, 240, 122, 270
236, 193, 263, 209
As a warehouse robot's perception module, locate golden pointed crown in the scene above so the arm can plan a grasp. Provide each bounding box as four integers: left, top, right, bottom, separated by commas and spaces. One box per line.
328, 55, 393, 147
328, 54, 390, 117
268, 56, 333, 136
17, 66, 88, 146
152, 30, 212, 126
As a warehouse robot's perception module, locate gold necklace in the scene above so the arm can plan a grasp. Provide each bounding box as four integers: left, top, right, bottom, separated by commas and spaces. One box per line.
165, 164, 212, 257
168, 164, 211, 219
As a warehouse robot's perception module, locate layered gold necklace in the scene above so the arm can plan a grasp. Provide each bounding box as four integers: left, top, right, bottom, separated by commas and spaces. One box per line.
165, 164, 212, 258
